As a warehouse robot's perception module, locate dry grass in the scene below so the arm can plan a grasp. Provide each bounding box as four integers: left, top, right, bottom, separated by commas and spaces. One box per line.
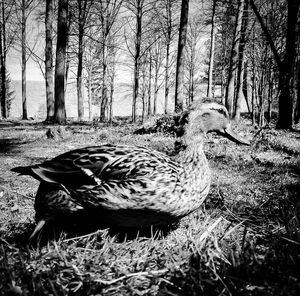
0, 119, 299, 295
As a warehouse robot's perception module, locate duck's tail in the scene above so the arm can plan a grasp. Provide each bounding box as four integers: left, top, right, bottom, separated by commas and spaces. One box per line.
11, 166, 32, 175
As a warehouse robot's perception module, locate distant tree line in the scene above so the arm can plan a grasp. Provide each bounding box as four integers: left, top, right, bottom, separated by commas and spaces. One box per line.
0, 0, 299, 130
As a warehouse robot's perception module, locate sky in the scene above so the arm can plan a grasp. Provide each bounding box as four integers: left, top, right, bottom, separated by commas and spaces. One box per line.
8, 49, 45, 81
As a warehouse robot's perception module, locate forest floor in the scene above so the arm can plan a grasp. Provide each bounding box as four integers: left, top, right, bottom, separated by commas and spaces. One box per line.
0, 117, 299, 295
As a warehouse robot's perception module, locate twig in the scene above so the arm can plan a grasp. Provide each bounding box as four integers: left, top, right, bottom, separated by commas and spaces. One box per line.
199, 217, 223, 243
281, 236, 300, 245
62, 229, 106, 242
0, 184, 34, 200
94, 269, 168, 285
0, 238, 19, 251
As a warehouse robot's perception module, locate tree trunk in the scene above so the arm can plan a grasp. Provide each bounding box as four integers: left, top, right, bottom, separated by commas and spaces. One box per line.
225, 0, 244, 118
244, 62, 252, 113
250, 0, 300, 129
234, 0, 248, 121
174, 0, 189, 112
100, 45, 108, 122
77, 26, 84, 121
54, 0, 68, 124
87, 63, 92, 121
153, 69, 158, 115
147, 52, 152, 116
77, 0, 89, 121
276, 0, 299, 129
164, 39, 170, 114
21, 0, 27, 120
45, 0, 54, 122
295, 62, 300, 124
164, 1, 172, 114
207, 0, 216, 98
251, 74, 256, 125
132, 2, 142, 123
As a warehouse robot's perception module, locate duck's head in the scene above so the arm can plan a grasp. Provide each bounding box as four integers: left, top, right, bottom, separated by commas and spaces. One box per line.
179, 100, 250, 146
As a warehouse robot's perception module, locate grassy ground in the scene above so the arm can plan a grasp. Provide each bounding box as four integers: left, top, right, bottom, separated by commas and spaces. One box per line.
0, 118, 299, 295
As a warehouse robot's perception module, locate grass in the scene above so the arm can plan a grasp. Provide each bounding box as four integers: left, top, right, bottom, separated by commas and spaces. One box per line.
0, 118, 299, 295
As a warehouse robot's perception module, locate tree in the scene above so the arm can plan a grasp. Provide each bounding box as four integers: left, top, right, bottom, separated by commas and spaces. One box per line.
207, 0, 217, 98
125, 0, 143, 123
225, 0, 245, 118
97, 0, 123, 122
233, 0, 249, 121
73, 0, 94, 121
174, 0, 189, 113
14, 0, 37, 120
45, 0, 54, 122
157, 0, 178, 114
54, 0, 68, 124
249, 0, 300, 129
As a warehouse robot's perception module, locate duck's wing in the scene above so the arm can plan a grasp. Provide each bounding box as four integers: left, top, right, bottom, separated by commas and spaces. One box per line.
11, 144, 176, 188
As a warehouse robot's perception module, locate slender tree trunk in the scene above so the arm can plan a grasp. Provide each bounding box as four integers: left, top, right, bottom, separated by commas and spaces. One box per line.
132, 2, 142, 123
164, 1, 172, 114
207, 0, 216, 98
54, 0, 68, 124
100, 44, 108, 122
109, 77, 114, 123
174, 0, 189, 112
77, 0, 89, 121
77, 26, 84, 121
251, 74, 256, 125
153, 69, 158, 115
258, 75, 265, 127
295, 62, 300, 123
0, 0, 6, 118
164, 39, 170, 114
225, 0, 244, 118
147, 52, 152, 116
21, 0, 27, 120
0, 24, 2, 119
267, 79, 273, 123
45, 0, 54, 122
244, 62, 252, 113
87, 63, 92, 121
234, 0, 248, 121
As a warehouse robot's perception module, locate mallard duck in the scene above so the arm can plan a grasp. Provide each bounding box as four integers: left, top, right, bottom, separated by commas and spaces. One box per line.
11, 101, 250, 238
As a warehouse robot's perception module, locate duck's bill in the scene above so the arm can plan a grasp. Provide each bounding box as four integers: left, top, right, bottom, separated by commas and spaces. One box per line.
224, 128, 250, 145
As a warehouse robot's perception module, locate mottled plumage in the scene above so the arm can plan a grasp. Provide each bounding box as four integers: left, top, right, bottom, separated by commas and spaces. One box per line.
11, 101, 250, 237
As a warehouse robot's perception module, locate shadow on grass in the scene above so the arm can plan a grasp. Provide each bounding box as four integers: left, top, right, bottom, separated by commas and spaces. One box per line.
0, 138, 25, 153
3, 218, 179, 248
158, 235, 300, 296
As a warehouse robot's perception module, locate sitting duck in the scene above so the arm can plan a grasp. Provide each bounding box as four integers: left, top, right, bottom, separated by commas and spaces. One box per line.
12, 101, 250, 238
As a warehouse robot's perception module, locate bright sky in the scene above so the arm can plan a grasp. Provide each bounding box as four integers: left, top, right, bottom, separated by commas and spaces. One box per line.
8, 49, 45, 81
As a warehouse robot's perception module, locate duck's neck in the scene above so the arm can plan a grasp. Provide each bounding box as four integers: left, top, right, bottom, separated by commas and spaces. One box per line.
173, 135, 210, 217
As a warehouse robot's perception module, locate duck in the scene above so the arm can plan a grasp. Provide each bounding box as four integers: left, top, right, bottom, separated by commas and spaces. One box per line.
11, 101, 250, 238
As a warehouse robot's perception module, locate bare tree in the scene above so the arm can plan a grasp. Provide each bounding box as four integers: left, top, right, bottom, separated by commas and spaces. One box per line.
45, 0, 54, 122
233, 0, 249, 121
207, 0, 217, 98
13, 0, 38, 120
54, 0, 68, 124
73, 0, 94, 121
174, 0, 189, 112
225, 0, 245, 118
250, 0, 300, 129
97, 0, 123, 122
158, 0, 178, 114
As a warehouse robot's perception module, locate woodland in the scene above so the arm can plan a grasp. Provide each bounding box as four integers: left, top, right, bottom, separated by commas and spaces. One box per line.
0, 0, 300, 295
